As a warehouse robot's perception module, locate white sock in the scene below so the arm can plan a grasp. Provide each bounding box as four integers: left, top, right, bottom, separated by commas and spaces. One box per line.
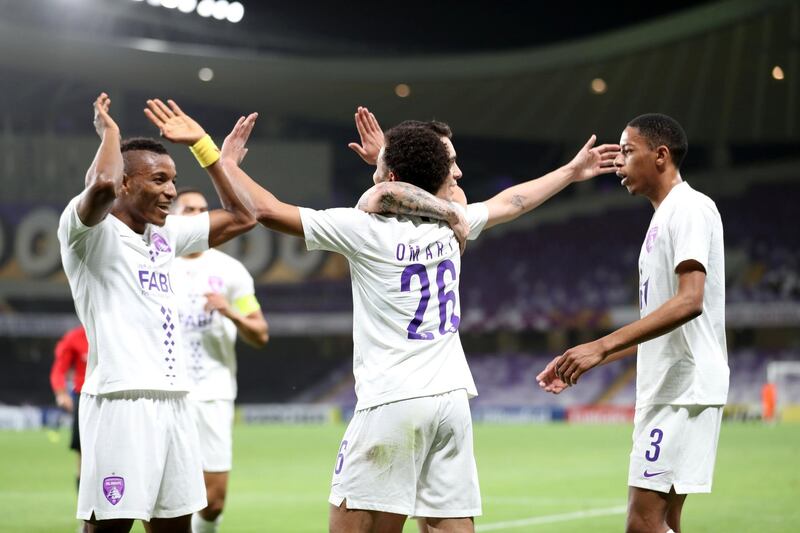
666, 530, 675, 533
191, 513, 221, 533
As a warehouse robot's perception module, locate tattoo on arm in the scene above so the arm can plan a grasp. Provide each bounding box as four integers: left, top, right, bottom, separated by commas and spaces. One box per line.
511, 194, 525, 211
379, 183, 453, 221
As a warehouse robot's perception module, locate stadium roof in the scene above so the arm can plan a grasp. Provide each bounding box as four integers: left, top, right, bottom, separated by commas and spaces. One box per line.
0, 0, 797, 144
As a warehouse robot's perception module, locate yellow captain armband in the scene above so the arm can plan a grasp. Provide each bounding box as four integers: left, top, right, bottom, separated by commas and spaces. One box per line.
233, 294, 261, 315
189, 134, 221, 168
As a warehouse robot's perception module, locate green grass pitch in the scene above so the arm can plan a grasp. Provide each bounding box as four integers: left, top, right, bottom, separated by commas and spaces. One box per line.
1, 422, 798, 532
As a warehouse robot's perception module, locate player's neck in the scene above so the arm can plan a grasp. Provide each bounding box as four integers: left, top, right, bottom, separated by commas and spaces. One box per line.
184, 252, 203, 259
110, 205, 146, 234
648, 172, 683, 210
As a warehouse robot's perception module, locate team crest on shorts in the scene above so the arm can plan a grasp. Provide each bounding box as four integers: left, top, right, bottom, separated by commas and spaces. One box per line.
102, 476, 125, 505
645, 226, 659, 253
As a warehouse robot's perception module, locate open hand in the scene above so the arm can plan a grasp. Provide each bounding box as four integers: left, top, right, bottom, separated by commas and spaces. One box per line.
348, 106, 384, 165
221, 113, 258, 166
536, 356, 570, 394
144, 99, 206, 145
566, 135, 620, 182
554, 340, 605, 385
93, 93, 120, 139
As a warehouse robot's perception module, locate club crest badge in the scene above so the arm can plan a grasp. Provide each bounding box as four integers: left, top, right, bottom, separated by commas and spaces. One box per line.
645, 226, 658, 253
102, 476, 125, 505
151, 232, 172, 253
208, 276, 224, 293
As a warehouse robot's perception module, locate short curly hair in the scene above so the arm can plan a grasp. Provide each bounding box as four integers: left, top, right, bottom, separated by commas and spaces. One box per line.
627, 114, 688, 169
120, 137, 171, 176
383, 125, 450, 195
394, 120, 452, 139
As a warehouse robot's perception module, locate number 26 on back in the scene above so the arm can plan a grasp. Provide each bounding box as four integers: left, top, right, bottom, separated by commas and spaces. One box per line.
400, 260, 460, 340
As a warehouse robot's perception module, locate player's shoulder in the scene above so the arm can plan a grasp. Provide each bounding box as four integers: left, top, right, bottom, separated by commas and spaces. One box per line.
678, 183, 720, 217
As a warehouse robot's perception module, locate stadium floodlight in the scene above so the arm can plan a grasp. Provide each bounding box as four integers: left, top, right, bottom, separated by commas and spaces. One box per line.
177, 0, 197, 13
196, 0, 215, 17
146, 0, 161, 6
226, 2, 244, 23
161, 0, 180, 8
198, 67, 214, 82
212, 0, 229, 21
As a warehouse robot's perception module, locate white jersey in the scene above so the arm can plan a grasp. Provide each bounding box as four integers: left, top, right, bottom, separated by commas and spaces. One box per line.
173, 248, 257, 401
300, 203, 489, 410
58, 195, 210, 395
636, 182, 729, 407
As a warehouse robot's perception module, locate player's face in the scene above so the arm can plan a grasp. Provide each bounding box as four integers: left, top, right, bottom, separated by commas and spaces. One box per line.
121, 151, 178, 228
172, 192, 208, 216
373, 147, 391, 185
614, 126, 656, 196
440, 137, 463, 201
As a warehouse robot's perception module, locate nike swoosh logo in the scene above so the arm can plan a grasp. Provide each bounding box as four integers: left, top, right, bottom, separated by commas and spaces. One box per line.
643, 470, 666, 478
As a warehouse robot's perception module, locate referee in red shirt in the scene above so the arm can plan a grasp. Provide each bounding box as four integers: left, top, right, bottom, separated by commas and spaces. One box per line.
49, 325, 88, 489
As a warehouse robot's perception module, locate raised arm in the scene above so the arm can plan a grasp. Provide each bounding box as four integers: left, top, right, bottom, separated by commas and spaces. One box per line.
348, 106, 384, 165
553, 261, 706, 386
144, 99, 256, 246
76, 93, 123, 226
483, 135, 619, 229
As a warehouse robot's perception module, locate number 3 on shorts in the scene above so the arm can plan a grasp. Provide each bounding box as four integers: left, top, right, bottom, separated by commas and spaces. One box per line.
645, 428, 663, 462
334, 440, 348, 474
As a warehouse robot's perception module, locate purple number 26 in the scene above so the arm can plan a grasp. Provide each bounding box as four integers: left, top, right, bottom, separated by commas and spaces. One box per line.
400, 260, 460, 340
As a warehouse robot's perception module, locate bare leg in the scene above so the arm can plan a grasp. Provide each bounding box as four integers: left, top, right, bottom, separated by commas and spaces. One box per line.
84, 513, 134, 533
329, 501, 407, 533
626, 486, 672, 533
199, 471, 229, 521
424, 517, 474, 533
147, 515, 192, 533
665, 488, 687, 533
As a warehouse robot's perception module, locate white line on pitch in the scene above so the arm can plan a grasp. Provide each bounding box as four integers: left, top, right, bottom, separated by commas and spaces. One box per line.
476, 505, 627, 531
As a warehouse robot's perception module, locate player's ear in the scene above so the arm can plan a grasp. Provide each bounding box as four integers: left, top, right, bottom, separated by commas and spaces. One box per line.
655, 145, 670, 168
387, 172, 398, 182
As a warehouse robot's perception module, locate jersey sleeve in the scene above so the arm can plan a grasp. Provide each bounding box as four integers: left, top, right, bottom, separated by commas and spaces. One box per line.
465, 202, 489, 241
299, 207, 369, 257
57, 194, 94, 252
227, 260, 260, 315
167, 211, 210, 257
670, 200, 713, 273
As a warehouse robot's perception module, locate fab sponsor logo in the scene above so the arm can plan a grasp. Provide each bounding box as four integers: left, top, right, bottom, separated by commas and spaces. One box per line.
138, 269, 175, 296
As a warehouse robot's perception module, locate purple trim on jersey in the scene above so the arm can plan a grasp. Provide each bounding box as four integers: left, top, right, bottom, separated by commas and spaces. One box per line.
645, 226, 659, 253
102, 476, 125, 505
160, 306, 177, 385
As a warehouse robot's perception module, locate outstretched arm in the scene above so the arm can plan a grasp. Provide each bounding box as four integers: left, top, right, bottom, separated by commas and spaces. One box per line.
483, 135, 619, 229
77, 93, 123, 227
554, 262, 706, 386
357, 182, 469, 253
144, 99, 256, 246
536, 346, 637, 394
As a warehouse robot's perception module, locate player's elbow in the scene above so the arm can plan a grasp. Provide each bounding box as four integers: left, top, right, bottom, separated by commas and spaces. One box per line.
681, 295, 703, 321
86, 173, 118, 199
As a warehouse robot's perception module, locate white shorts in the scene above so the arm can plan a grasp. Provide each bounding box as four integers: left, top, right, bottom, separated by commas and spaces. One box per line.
77, 391, 207, 521
329, 389, 481, 518
188, 398, 234, 472
628, 404, 723, 494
